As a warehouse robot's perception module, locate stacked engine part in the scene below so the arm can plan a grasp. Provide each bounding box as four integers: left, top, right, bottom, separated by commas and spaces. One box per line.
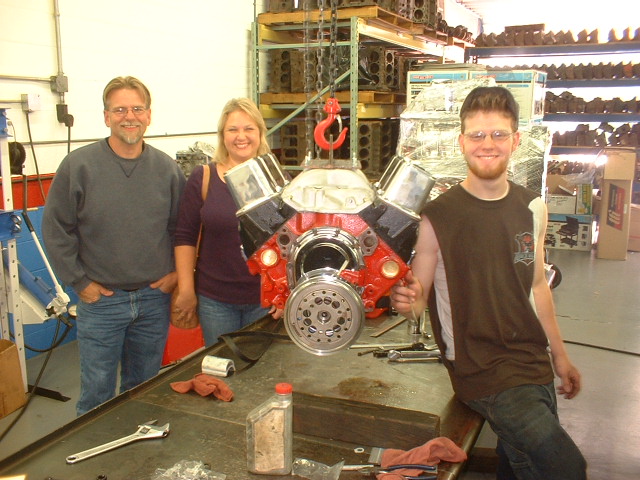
268, 49, 292, 94
279, 118, 399, 176
267, 45, 403, 94
475, 25, 640, 47
268, 0, 396, 11
355, 119, 400, 175
396, 0, 438, 31
551, 123, 640, 148
510, 63, 640, 81
267, 49, 424, 97
279, 119, 315, 167
175, 142, 214, 178
267, 0, 295, 12
224, 153, 434, 355
544, 91, 640, 115
547, 160, 597, 176
359, 45, 399, 91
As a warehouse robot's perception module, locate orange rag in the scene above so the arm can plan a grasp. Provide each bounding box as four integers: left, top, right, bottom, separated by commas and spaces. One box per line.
170, 373, 234, 401
377, 437, 467, 480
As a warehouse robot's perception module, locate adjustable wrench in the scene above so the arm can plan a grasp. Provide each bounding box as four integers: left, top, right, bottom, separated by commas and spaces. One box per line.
66, 420, 170, 464
388, 356, 441, 363
350, 342, 419, 350
387, 349, 441, 359
387, 350, 442, 363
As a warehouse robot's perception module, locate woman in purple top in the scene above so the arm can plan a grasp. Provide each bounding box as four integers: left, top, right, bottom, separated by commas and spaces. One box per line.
173, 98, 281, 346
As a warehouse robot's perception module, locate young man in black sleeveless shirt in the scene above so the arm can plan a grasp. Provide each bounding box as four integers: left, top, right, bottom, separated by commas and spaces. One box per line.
391, 86, 586, 480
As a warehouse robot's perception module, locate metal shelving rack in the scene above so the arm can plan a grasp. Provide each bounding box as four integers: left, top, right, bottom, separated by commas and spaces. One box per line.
465, 41, 640, 60
0, 108, 27, 389
546, 78, 640, 89
467, 41, 640, 156
543, 113, 640, 123
252, 7, 468, 160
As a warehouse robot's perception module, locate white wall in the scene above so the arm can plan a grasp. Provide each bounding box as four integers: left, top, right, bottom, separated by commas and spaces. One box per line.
1, 0, 266, 175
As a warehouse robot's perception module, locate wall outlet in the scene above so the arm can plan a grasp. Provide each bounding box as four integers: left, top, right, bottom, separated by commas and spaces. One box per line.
21, 93, 41, 112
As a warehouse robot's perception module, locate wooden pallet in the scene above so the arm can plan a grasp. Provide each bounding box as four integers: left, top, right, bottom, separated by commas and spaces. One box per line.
258, 7, 464, 48
261, 90, 406, 105
419, 26, 449, 44
259, 6, 419, 33
447, 35, 475, 49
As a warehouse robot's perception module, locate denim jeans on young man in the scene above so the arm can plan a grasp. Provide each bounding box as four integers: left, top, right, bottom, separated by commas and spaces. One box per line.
75, 286, 170, 416
197, 295, 269, 346
466, 382, 587, 480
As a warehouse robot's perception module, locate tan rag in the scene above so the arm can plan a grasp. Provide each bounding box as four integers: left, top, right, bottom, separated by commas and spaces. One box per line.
378, 436, 467, 480
170, 373, 234, 401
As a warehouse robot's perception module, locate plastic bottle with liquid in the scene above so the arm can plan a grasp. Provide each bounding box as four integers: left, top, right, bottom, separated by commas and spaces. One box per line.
246, 382, 293, 475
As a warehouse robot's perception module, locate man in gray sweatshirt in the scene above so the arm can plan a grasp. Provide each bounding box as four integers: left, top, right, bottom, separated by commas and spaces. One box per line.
42, 76, 186, 415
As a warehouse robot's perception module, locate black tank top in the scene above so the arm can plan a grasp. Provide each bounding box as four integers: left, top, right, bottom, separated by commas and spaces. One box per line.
424, 182, 554, 402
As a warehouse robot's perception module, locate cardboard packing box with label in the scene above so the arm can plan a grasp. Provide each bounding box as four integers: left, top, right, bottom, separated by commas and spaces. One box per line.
546, 174, 574, 195
596, 148, 636, 260
575, 184, 593, 214
545, 214, 593, 251
545, 174, 593, 215
0, 339, 27, 419
547, 194, 576, 214
628, 203, 640, 252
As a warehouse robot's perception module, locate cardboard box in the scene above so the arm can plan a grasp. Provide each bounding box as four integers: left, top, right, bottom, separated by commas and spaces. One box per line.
628, 203, 640, 252
407, 67, 547, 125
545, 214, 593, 251
407, 69, 473, 101
545, 175, 593, 214
0, 339, 27, 419
603, 148, 637, 180
575, 184, 593, 215
597, 148, 636, 260
547, 194, 576, 214
597, 180, 632, 259
545, 174, 575, 195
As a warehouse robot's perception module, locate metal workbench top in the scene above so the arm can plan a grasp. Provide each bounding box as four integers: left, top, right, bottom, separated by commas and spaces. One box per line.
0, 316, 483, 480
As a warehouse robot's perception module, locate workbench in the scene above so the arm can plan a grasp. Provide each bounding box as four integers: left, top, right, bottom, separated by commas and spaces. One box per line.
0, 315, 484, 480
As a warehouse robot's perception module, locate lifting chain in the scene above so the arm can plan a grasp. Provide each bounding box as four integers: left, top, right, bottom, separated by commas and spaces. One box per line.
315, 0, 326, 101
302, 0, 319, 157
328, 0, 338, 99
312, 0, 347, 154
302, 0, 346, 159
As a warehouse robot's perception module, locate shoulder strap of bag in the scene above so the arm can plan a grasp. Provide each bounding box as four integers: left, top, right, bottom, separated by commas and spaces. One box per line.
201, 163, 211, 202
195, 164, 211, 254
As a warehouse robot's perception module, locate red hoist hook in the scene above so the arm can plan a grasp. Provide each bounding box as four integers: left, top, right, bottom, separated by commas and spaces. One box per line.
314, 97, 348, 151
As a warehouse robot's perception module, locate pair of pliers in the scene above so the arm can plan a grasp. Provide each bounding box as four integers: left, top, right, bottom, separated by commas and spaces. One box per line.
355, 464, 437, 479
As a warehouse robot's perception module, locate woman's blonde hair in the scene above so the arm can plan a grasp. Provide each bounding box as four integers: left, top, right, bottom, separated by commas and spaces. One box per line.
215, 98, 270, 164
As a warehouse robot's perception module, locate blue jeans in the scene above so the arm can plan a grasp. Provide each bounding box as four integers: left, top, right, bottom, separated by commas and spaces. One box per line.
75, 286, 170, 416
197, 295, 269, 346
466, 383, 586, 480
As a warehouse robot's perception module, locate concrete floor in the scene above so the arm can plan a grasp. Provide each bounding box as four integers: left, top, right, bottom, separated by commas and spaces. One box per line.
462, 248, 640, 479
1, 248, 639, 479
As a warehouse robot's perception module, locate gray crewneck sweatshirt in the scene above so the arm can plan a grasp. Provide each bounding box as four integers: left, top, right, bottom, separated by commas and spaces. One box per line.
42, 138, 186, 293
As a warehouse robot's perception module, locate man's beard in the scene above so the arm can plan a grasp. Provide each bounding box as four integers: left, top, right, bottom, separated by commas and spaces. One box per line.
118, 123, 142, 145
467, 157, 508, 180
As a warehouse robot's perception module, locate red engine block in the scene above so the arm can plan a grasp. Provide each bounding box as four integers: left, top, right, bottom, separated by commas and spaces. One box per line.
246, 211, 409, 319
